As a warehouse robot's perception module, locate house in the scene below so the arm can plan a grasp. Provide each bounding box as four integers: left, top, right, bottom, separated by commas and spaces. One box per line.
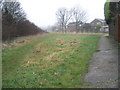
67, 22, 76, 32
67, 22, 83, 32
100, 26, 109, 32
91, 18, 104, 25
91, 18, 109, 32
80, 23, 93, 32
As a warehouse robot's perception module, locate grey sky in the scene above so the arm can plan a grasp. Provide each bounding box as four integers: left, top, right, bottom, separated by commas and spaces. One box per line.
19, 0, 106, 28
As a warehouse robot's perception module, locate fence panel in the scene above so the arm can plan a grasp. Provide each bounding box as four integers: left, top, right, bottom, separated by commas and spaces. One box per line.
115, 14, 120, 42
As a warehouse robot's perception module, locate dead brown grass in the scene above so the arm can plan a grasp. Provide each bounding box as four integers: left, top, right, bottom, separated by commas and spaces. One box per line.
21, 35, 80, 68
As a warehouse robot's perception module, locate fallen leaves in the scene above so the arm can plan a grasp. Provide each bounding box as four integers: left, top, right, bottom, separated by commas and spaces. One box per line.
2, 39, 28, 50
2, 43, 11, 49
21, 37, 80, 69
43, 52, 58, 61
70, 39, 78, 44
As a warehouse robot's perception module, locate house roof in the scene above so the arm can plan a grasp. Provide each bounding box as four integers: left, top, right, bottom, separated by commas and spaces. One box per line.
68, 22, 76, 25
67, 21, 83, 26
91, 18, 105, 24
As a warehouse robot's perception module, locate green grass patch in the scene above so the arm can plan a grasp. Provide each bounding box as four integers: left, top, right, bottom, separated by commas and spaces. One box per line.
2, 34, 100, 88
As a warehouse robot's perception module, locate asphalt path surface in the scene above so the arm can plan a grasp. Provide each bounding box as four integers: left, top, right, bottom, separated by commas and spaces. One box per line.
84, 34, 118, 88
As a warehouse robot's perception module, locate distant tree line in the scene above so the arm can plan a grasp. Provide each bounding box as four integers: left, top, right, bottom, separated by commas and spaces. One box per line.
1, 0, 44, 41
104, 0, 120, 37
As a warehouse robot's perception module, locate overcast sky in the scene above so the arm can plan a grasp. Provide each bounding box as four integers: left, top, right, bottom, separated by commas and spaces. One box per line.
19, 0, 106, 28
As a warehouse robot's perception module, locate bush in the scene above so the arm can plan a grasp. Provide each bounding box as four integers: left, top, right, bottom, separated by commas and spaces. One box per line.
2, 0, 45, 41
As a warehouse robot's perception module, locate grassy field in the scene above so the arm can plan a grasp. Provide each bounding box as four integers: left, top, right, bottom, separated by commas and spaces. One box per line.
2, 33, 100, 88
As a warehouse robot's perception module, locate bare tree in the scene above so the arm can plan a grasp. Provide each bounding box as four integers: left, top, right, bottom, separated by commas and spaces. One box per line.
72, 7, 88, 33
56, 8, 72, 33
2, 0, 26, 40
2, 0, 26, 24
0, 0, 3, 8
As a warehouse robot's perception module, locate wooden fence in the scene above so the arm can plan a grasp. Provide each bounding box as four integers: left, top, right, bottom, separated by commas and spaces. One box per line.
114, 14, 120, 43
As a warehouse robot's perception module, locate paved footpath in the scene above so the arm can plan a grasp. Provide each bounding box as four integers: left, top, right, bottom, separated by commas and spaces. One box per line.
84, 34, 118, 88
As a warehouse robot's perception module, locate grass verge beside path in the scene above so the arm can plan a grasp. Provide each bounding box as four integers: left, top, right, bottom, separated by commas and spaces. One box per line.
3, 34, 100, 88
